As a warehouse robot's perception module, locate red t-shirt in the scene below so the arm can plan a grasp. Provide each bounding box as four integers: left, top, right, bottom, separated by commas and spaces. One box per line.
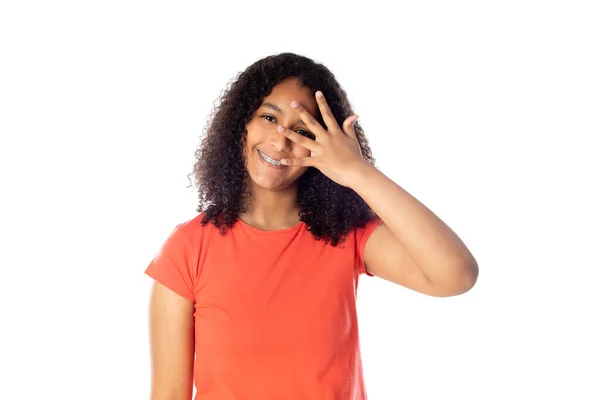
145, 212, 382, 399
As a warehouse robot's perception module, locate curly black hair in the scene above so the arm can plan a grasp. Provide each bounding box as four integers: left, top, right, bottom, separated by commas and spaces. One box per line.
189, 52, 378, 246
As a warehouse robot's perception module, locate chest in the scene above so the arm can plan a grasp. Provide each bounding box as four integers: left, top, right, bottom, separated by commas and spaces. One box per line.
192, 232, 359, 362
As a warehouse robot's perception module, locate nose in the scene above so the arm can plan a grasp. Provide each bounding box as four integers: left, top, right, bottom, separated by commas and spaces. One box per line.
268, 126, 292, 153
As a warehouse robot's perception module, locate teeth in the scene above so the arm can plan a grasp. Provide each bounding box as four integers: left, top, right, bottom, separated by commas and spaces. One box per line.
259, 150, 282, 166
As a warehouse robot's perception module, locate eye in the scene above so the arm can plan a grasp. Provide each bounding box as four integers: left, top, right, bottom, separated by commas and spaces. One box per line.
296, 129, 315, 140
261, 115, 276, 123
261, 115, 315, 139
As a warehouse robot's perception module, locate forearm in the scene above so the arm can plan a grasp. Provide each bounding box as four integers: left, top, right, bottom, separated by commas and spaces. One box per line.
350, 162, 478, 286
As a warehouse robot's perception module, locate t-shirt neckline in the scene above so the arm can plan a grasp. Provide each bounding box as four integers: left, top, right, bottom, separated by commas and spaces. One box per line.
236, 218, 306, 235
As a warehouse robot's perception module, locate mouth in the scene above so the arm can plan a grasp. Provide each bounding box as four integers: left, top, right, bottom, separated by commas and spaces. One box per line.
258, 149, 284, 167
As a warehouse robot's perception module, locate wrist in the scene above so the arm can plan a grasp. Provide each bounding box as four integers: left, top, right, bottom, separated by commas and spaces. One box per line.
347, 161, 378, 193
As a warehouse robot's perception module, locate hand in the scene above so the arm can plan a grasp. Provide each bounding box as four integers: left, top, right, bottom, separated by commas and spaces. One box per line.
278, 91, 371, 188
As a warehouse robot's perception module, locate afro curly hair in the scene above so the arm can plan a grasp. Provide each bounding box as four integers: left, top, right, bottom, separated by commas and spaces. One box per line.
189, 52, 379, 246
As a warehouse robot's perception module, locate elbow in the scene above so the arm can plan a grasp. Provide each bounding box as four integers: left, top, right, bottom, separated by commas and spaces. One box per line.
454, 261, 479, 295
429, 261, 479, 297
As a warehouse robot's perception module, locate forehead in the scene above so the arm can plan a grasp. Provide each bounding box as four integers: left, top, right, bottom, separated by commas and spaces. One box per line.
261, 78, 318, 116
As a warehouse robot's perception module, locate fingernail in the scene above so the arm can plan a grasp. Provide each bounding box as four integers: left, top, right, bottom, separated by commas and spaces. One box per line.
316, 91, 323, 98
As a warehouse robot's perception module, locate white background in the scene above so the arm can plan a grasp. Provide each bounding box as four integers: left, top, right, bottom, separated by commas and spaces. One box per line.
1, 1, 598, 399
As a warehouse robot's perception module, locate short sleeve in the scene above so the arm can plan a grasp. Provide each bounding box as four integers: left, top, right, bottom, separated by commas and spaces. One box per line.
356, 217, 384, 276
145, 223, 196, 302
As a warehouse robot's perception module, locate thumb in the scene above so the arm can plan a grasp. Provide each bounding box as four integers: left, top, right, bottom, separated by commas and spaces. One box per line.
342, 115, 359, 139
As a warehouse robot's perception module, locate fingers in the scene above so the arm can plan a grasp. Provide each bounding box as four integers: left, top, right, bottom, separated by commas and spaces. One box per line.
280, 156, 315, 167
290, 100, 325, 138
277, 124, 318, 152
342, 115, 359, 140
291, 92, 359, 141
314, 91, 340, 133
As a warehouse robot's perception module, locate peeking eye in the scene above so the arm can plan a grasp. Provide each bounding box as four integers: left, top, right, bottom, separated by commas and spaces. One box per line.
297, 130, 315, 140
262, 115, 314, 139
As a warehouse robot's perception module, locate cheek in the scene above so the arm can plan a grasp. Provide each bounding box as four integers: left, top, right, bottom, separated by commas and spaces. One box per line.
246, 125, 270, 145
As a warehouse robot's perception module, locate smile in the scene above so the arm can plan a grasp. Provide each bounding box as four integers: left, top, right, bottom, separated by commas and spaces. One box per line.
258, 149, 284, 167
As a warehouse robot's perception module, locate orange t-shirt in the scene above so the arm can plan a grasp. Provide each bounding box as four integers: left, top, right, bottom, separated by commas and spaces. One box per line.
145, 212, 382, 400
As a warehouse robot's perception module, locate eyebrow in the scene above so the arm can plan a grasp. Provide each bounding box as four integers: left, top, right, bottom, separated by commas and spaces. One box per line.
261, 102, 307, 126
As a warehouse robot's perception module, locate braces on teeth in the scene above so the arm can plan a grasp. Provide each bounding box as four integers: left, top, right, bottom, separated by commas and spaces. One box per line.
259, 150, 282, 166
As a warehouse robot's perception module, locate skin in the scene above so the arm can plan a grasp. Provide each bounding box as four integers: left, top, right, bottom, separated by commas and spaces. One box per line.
238, 77, 320, 231
148, 282, 194, 400
147, 78, 322, 399
276, 88, 479, 297
148, 77, 479, 399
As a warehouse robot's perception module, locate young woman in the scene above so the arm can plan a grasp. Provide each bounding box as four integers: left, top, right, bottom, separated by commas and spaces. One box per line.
145, 52, 478, 400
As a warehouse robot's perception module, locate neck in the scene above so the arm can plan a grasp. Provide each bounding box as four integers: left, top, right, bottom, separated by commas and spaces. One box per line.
239, 183, 301, 230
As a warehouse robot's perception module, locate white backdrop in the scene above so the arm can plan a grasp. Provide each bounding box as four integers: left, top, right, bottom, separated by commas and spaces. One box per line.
1, 1, 598, 399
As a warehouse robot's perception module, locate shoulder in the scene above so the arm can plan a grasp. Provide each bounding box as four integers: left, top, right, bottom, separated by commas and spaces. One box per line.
159, 212, 216, 251
354, 216, 384, 242
350, 216, 384, 276
171, 212, 215, 236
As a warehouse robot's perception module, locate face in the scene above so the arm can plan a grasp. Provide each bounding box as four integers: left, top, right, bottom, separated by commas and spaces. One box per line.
243, 78, 319, 192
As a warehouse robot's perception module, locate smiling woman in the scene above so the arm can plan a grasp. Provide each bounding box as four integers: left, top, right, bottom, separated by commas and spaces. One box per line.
243, 78, 318, 193
189, 53, 376, 240
144, 52, 478, 400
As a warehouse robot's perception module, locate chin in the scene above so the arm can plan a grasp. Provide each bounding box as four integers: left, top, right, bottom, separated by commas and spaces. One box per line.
250, 177, 295, 192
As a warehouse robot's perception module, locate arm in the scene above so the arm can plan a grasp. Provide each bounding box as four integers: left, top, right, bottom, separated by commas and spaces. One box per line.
148, 281, 195, 400
352, 164, 479, 297
276, 92, 478, 297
